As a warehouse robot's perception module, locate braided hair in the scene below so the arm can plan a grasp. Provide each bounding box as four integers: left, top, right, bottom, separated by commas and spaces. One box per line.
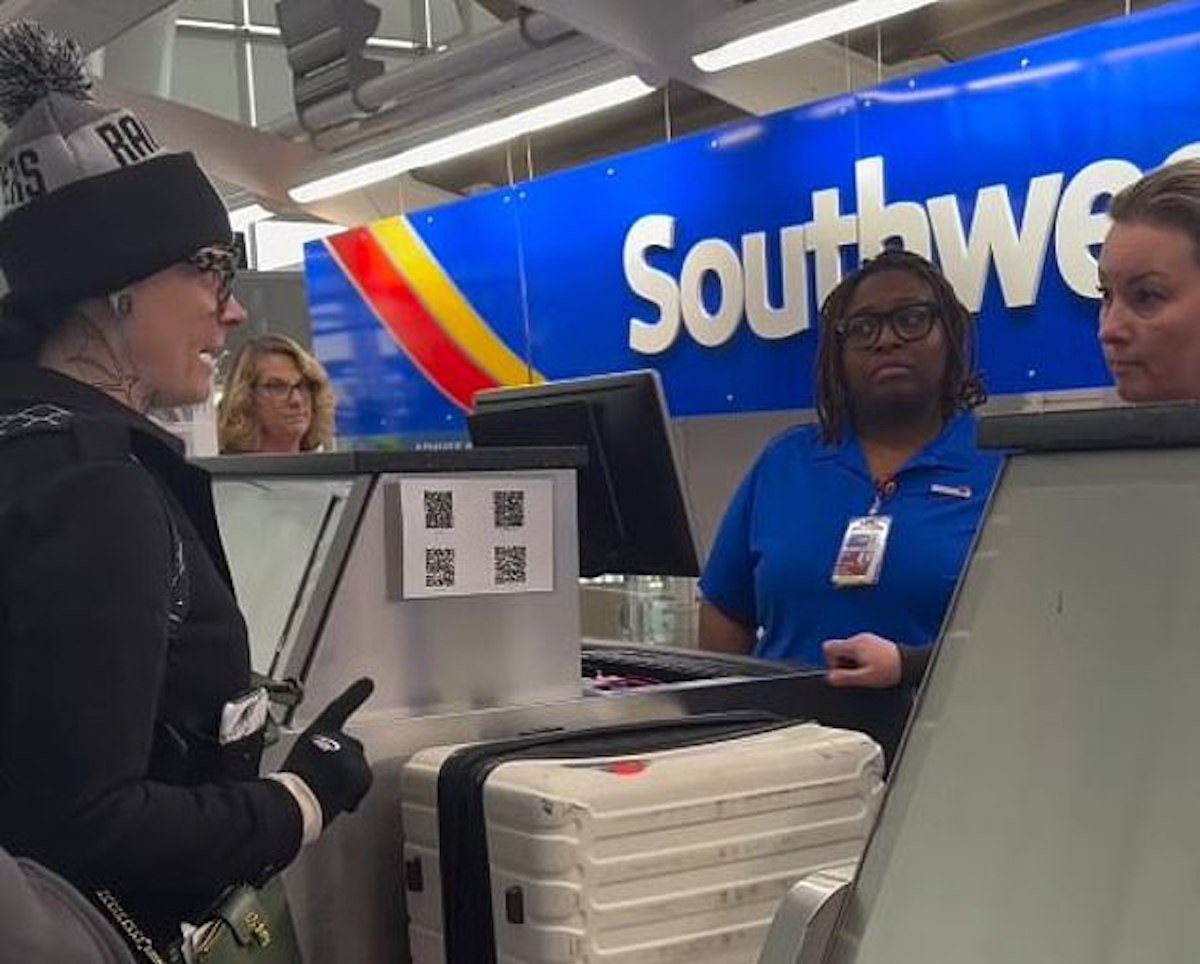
813, 248, 986, 444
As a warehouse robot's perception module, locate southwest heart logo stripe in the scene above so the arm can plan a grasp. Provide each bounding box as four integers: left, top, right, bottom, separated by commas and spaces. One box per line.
323, 217, 543, 412
370, 218, 542, 388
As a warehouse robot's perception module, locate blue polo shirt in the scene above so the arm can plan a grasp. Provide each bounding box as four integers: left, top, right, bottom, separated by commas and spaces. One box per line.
699, 413, 1002, 667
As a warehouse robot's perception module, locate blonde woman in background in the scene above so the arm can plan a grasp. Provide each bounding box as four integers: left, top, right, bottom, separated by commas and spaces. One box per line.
218, 332, 336, 454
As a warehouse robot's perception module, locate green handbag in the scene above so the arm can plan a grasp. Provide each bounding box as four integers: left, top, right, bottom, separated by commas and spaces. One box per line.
96, 876, 303, 964
190, 877, 302, 964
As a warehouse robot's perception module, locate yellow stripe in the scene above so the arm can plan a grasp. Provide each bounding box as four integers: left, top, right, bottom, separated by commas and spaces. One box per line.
370, 218, 543, 387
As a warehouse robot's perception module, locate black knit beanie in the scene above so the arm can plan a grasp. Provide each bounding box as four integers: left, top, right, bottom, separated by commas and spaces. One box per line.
0, 21, 232, 314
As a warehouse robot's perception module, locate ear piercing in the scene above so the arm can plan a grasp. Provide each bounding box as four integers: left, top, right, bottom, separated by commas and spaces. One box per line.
110, 291, 133, 317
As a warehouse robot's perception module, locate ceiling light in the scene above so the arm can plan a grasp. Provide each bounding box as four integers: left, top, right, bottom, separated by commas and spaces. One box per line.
176, 16, 238, 32
290, 74, 655, 203
366, 37, 421, 51
228, 203, 274, 232
176, 16, 417, 49
693, 0, 945, 73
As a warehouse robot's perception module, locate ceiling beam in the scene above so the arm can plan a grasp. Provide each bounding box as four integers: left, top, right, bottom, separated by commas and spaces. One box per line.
471, 0, 520, 21
94, 80, 457, 225
520, 0, 877, 116
0, 0, 181, 53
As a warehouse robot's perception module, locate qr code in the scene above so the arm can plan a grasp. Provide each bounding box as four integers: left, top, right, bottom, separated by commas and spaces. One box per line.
425, 547, 456, 588
424, 490, 453, 529
494, 545, 527, 585
493, 489, 525, 529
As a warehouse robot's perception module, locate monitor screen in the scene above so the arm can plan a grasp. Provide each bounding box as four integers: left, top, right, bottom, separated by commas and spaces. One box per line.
468, 371, 700, 578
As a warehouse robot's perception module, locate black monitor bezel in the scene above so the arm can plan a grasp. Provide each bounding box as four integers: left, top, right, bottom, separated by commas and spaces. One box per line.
469, 370, 700, 578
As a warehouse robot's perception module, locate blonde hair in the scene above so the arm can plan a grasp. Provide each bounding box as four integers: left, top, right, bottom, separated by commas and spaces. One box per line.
1109, 159, 1200, 262
217, 333, 335, 453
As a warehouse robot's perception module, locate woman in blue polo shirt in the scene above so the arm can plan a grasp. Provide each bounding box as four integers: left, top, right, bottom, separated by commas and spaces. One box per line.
699, 249, 1001, 677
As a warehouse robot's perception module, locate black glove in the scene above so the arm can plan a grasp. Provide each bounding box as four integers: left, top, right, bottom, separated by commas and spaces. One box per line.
282, 677, 375, 827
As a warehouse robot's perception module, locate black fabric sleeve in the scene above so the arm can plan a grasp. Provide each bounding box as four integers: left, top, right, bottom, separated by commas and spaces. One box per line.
0, 461, 301, 896
897, 644, 932, 687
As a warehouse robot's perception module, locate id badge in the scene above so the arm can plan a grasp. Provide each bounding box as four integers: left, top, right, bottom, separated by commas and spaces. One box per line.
219, 687, 269, 745
832, 515, 892, 587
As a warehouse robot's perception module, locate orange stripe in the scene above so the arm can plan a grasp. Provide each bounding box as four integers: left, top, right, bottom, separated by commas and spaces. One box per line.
326, 228, 498, 411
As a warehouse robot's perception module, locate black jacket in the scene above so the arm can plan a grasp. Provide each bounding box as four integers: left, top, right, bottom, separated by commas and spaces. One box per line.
0, 365, 301, 947
898, 643, 932, 687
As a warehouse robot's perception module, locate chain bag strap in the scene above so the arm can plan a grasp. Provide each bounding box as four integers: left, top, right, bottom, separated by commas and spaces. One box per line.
94, 889, 176, 964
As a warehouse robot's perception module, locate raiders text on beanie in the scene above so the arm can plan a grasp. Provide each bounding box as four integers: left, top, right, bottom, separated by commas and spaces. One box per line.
0, 21, 231, 312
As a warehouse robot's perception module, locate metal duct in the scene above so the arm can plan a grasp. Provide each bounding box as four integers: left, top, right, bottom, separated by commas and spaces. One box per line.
297, 9, 575, 133
293, 42, 642, 183
312, 32, 623, 152
276, 0, 386, 119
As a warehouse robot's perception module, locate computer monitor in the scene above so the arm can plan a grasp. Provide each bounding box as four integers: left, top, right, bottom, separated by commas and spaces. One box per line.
468, 371, 700, 578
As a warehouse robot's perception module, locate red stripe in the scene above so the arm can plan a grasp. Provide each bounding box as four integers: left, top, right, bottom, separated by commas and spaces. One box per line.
327, 228, 498, 411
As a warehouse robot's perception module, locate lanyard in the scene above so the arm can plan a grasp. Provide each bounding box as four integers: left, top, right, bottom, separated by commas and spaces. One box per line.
868, 476, 898, 516
833, 479, 895, 588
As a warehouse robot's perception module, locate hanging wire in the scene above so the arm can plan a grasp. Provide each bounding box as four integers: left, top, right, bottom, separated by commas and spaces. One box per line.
511, 179, 535, 380
1125, 0, 1132, 14
663, 82, 673, 142
239, 0, 258, 127
845, 31, 861, 159
505, 142, 516, 187
876, 23, 883, 85
525, 134, 535, 181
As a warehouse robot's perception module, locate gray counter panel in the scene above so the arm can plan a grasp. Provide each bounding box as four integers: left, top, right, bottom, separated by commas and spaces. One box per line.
826, 448, 1200, 964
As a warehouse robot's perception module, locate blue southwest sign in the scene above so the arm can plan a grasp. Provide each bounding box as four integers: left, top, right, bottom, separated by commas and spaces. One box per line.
304, 0, 1200, 443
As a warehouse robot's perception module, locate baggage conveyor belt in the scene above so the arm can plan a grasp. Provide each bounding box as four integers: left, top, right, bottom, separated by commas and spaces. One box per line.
582, 639, 792, 684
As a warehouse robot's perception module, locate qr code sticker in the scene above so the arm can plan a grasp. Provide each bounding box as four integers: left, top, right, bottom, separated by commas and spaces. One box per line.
425, 547, 456, 588
424, 490, 453, 529
493, 489, 525, 529
494, 545, 527, 585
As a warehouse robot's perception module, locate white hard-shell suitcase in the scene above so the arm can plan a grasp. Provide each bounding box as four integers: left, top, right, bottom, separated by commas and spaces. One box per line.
401, 716, 883, 964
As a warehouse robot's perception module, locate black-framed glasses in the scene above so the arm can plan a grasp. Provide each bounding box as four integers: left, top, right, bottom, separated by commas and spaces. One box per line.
186, 244, 238, 310
833, 301, 940, 349
255, 378, 313, 402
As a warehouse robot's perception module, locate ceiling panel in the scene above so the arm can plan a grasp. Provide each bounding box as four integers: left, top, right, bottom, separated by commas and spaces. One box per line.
8, 0, 181, 52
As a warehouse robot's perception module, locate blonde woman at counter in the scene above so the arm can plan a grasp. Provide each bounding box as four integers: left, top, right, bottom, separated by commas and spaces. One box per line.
218, 332, 336, 455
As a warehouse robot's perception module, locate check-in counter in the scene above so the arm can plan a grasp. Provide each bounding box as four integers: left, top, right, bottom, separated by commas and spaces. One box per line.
769, 405, 1200, 964
203, 448, 910, 964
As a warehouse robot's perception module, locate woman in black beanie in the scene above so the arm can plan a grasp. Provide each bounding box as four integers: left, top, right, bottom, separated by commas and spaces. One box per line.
0, 22, 373, 957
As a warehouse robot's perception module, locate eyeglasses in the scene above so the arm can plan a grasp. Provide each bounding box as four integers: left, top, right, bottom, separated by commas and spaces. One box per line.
255, 378, 314, 402
833, 301, 940, 349
186, 245, 238, 311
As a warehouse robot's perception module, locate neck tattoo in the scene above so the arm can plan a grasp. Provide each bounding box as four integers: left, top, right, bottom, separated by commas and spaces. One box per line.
52, 311, 157, 413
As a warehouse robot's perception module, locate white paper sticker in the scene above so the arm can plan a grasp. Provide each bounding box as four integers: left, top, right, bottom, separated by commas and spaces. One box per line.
219, 687, 269, 745
399, 476, 555, 599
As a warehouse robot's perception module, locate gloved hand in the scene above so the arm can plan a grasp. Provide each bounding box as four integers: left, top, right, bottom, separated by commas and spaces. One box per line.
281, 678, 375, 827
